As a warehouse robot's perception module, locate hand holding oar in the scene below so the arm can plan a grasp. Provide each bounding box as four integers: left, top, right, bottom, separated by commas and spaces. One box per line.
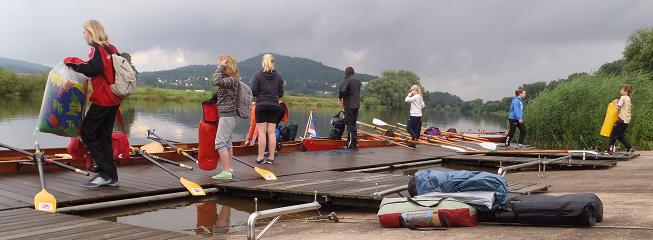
143, 127, 199, 165
137, 150, 206, 196
33, 142, 56, 213
0, 142, 89, 176
232, 157, 277, 180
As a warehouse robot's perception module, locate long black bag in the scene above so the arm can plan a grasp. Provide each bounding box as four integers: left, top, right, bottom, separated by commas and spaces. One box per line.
493, 193, 603, 227
329, 111, 346, 140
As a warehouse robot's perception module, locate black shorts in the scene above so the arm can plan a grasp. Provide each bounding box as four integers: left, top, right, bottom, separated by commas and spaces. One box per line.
255, 104, 281, 123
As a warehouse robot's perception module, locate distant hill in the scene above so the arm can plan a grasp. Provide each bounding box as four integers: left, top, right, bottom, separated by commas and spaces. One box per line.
138, 53, 377, 95
0, 57, 50, 74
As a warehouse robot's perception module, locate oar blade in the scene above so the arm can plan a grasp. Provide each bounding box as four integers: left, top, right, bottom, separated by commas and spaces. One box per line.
34, 189, 56, 213
479, 142, 498, 150
141, 142, 165, 153
254, 167, 277, 181
372, 118, 388, 126
442, 145, 466, 152
180, 177, 206, 196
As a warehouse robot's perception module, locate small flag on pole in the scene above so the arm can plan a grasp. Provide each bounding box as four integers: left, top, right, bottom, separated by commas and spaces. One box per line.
307, 111, 318, 139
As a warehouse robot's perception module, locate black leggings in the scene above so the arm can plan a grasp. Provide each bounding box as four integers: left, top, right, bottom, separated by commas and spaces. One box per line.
406, 116, 422, 141
81, 104, 119, 180
609, 122, 631, 150
506, 119, 526, 145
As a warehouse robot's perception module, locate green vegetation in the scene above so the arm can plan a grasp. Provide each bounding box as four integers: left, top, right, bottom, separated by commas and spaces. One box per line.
0, 68, 47, 98
362, 70, 424, 108
525, 27, 653, 150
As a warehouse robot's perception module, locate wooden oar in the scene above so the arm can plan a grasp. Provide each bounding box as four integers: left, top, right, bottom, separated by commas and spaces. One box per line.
232, 157, 277, 180
142, 127, 199, 165
372, 118, 409, 135
33, 142, 56, 213
383, 135, 466, 152
359, 121, 472, 150
0, 142, 89, 176
373, 118, 495, 150
357, 130, 414, 150
137, 149, 206, 196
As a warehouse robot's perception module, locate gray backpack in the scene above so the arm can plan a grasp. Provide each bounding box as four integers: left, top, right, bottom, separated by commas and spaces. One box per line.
109, 53, 136, 98
236, 81, 252, 118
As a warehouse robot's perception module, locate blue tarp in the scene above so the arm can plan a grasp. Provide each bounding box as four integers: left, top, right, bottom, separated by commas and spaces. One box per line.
414, 170, 509, 212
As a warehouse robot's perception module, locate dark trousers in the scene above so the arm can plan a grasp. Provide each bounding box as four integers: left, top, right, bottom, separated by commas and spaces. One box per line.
609, 122, 631, 151
81, 104, 119, 180
344, 108, 359, 148
506, 119, 526, 145
406, 116, 422, 141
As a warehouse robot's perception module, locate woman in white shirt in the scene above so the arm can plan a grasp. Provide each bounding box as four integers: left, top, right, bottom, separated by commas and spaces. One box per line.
405, 85, 425, 143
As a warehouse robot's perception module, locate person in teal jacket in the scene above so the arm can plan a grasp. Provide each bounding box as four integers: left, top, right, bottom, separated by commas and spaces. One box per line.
506, 88, 527, 148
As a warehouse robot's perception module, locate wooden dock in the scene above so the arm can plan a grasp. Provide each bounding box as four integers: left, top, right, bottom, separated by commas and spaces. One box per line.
0, 208, 205, 239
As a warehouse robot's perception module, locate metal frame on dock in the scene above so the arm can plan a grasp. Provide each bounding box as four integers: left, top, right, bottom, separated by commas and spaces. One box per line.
247, 191, 322, 240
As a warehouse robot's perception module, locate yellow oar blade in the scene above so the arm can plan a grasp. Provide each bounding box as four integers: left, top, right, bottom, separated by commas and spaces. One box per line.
141, 142, 165, 154
180, 177, 206, 196
254, 167, 277, 181
34, 189, 56, 213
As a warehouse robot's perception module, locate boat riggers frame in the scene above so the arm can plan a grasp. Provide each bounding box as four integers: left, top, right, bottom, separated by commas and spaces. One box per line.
0, 142, 89, 176
144, 127, 199, 165
247, 192, 321, 240
497, 155, 572, 177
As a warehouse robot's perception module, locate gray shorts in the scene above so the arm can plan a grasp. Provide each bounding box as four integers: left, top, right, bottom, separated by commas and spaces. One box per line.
216, 116, 236, 151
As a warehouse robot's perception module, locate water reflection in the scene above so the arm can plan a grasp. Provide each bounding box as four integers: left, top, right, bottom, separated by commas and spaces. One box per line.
0, 98, 505, 148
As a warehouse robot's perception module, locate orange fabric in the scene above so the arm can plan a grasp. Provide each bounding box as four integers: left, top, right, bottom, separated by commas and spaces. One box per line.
246, 103, 257, 141
280, 101, 289, 122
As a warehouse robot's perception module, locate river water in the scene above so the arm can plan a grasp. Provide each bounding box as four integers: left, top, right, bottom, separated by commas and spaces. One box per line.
0, 98, 505, 148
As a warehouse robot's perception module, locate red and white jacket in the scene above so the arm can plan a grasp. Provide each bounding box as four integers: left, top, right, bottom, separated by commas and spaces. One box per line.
64, 43, 123, 106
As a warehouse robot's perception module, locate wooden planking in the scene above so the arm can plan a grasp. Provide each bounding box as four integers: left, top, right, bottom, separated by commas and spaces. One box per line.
0, 208, 206, 240
441, 155, 619, 168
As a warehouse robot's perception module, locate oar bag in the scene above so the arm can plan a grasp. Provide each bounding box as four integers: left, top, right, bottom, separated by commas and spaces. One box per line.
329, 111, 346, 140
377, 197, 477, 228
37, 62, 89, 137
493, 193, 603, 227
414, 170, 509, 212
198, 120, 218, 171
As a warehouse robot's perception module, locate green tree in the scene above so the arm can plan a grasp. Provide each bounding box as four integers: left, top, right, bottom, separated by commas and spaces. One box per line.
363, 70, 423, 108
623, 27, 653, 72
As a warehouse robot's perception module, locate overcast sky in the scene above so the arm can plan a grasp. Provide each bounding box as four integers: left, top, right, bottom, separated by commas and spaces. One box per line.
1, 0, 652, 100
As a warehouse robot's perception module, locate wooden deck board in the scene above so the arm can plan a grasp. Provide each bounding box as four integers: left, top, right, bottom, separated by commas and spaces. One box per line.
0, 208, 205, 240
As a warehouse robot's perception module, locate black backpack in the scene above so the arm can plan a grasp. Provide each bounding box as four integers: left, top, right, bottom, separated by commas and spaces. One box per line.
329, 111, 346, 140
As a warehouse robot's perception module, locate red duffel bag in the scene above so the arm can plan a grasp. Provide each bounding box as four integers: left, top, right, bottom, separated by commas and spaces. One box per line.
67, 110, 131, 170
198, 119, 219, 171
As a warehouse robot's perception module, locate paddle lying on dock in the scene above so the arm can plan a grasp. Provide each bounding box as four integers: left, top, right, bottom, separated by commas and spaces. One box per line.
232, 157, 277, 180
135, 149, 206, 196
357, 130, 414, 150
359, 121, 476, 150
137, 142, 193, 170
142, 127, 199, 165
372, 118, 497, 150
0, 142, 89, 176
33, 143, 56, 213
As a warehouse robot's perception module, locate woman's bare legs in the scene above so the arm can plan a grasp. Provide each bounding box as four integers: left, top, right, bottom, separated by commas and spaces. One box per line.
266, 123, 277, 160
256, 123, 267, 160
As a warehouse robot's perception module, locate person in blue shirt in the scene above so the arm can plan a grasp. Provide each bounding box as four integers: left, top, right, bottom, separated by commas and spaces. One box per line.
506, 88, 527, 148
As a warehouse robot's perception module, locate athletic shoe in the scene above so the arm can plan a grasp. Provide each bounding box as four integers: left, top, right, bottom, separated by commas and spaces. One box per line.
256, 158, 265, 164
264, 158, 274, 164
107, 178, 119, 187
628, 148, 636, 155
83, 175, 111, 188
212, 171, 233, 180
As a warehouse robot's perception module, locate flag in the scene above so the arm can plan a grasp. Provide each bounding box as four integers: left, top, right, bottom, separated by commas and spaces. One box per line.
307, 111, 318, 138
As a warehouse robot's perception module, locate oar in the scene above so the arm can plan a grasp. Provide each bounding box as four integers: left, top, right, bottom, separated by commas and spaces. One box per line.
383, 135, 466, 152
372, 118, 409, 135
232, 157, 277, 180
137, 149, 206, 196
142, 127, 199, 165
131, 143, 193, 170
0, 142, 89, 176
359, 121, 471, 150
357, 130, 414, 150
33, 142, 56, 213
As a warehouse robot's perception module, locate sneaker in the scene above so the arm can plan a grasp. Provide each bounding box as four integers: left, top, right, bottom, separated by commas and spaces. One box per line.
256, 158, 265, 164
107, 178, 119, 187
264, 158, 274, 164
83, 175, 111, 188
212, 171, 233, 180
628, 148, 636, 155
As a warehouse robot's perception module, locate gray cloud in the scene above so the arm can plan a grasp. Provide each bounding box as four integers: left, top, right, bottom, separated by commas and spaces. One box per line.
1, 0, 652, 100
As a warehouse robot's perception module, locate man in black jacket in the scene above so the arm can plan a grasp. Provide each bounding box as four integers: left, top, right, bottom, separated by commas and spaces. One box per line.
338, 67, 361, 149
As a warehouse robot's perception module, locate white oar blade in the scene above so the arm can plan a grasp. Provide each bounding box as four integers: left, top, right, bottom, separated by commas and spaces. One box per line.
442, 145, 466, 152
372, 118, 388, 126
479, 142, 498, 150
